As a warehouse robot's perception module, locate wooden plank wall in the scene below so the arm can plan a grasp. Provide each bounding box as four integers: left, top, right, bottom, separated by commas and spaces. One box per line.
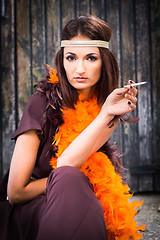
0, 0, 160, 192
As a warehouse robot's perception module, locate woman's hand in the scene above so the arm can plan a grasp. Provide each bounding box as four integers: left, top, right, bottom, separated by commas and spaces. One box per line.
101, 80, 138, 118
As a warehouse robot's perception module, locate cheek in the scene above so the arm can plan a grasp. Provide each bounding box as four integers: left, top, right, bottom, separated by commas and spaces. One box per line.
63, 62, 70, 79
63, 60, 67, 73
64, 62, 75, 77
92, 63, 102, 80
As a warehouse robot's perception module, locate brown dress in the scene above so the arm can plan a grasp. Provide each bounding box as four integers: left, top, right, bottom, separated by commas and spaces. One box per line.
0, 91, 108, 240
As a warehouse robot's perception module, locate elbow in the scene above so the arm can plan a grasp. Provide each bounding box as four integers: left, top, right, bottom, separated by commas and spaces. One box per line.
57, 156, 72, 168
57, 156, 80, 168
7, 187, 22, 205
7, 194, 18, 205
7, 192, 18, 205
8, 197, 17, 205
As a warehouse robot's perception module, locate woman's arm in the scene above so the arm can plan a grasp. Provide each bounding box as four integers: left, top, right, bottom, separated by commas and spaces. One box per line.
57, 87, 137, 168
57, 111, 118, 168
7, 130, 48, 205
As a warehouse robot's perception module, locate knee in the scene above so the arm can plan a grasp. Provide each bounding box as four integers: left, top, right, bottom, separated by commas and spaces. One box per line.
46, 166, 93, 199
56, 166, 87, 183
48, 166, 88, 184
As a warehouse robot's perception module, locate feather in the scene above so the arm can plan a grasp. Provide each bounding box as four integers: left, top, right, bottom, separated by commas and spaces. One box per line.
50, 96, 146, 239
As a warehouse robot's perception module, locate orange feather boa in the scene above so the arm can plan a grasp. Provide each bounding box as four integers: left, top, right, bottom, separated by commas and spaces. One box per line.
48, 67, 146, 239
50, 95, 146, 239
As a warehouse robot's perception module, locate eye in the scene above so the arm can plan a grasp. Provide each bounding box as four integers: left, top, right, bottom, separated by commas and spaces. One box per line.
87, 56, 97, 61
66, 55, 76, 61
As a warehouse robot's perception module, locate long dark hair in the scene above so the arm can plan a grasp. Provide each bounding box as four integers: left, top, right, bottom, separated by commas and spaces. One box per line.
55, 15, 119, 109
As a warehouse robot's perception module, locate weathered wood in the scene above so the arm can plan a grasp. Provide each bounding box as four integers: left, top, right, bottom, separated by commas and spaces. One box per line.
31, 0, 46, 87
135, 0, 153, 191
105, 0, 119, 60
0, 0, 3, 180
150, 0, 160, 191
91, 0, 102, 18
46, 0, 59, 67
61, 0, 73, 28
120, 0, 139, 192
1, 0, 17, 177
0, 0, 160, 192
16, 0, 31, 120
106, 0, 123, 153
76, 0, 90, 16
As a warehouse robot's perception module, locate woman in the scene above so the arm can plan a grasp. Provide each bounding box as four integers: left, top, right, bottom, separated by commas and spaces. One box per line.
0, 15, 145, 239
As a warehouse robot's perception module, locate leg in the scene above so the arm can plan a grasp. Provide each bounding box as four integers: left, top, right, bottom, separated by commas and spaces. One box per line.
36, 166, 108, 240
0, 194, 46, 240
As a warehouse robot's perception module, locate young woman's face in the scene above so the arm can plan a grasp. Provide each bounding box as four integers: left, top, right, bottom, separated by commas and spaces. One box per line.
63, 35, 102, 98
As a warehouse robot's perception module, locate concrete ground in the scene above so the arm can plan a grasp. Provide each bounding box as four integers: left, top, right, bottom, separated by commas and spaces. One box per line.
131, 193, 160, 240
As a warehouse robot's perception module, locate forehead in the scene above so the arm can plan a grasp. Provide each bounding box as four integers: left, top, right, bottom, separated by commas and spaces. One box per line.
63, 46, 100, 55
63, 35, 100, 55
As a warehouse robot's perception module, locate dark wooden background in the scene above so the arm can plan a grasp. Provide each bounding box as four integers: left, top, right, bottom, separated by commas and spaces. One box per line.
0, 0, 160, 192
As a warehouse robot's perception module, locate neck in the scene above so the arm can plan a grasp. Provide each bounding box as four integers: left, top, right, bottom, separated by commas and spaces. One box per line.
78, 86, 97, 101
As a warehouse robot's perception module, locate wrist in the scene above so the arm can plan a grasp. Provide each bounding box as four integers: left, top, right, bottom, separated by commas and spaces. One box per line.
98, 108, 121, 128
99, 107, 115, 121
97, 110, 115, 129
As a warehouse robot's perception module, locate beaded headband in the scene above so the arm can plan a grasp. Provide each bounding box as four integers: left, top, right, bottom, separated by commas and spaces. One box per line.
61, 40, 109, 49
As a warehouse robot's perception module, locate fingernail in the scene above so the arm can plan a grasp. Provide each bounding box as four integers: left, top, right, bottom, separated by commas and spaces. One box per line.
128, 101, 131, 105
125, 94, 130, 98
124, 87, 128, 90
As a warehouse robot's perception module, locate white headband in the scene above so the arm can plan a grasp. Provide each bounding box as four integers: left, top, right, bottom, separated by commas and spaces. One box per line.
61, 40, 109, 49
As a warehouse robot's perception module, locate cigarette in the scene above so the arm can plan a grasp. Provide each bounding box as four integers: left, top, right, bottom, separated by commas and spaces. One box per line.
124, 81, 147, 88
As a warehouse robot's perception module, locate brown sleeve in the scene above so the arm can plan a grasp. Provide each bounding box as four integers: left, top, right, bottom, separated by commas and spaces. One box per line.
11, 91, 48, 140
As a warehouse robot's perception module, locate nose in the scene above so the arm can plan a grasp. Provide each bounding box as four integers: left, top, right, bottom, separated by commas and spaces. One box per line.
76, 60, 85, 74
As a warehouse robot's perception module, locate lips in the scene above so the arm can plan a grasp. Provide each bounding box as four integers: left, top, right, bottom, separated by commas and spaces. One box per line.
74, 77, 88, 82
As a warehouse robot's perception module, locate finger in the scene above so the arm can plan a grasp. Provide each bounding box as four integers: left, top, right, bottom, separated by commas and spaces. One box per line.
114, 87, 129, 95
127, 100, 136, 112
129, 86, 138, 97
128, 80, 135, 85
128, 80, 138, 96
131, 86, 138, 97
125, 94, 137, 104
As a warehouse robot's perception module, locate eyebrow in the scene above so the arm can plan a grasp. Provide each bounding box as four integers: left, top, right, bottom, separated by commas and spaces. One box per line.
64, 52, 99, 56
